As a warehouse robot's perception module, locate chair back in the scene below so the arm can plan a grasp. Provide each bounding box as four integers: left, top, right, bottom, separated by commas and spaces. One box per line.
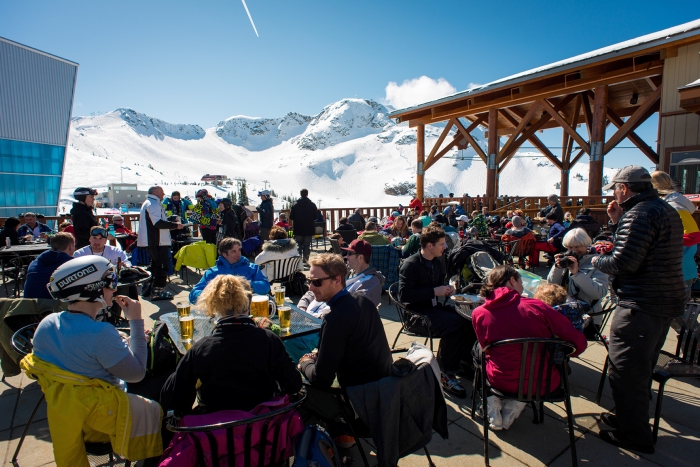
336, 229, 358, 244
369, 245, 400, 290
165, 393, 306, 467
388, 282, 408, 328
11, 323, 38, 357
675, 303, 700, 365
349, 220, 364, 231
329, 238, 343, 255
481, 338, 577, 402
314, 221, 326, 236
470, 251, 499, 281
261, 256, 302, 283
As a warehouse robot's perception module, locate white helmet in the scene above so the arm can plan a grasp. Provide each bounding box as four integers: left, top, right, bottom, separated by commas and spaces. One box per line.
258, 190, 271, 197
47, 256, 117, 303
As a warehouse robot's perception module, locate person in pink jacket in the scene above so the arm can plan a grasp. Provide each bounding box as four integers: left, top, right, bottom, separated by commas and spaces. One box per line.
472, 265, 588, 395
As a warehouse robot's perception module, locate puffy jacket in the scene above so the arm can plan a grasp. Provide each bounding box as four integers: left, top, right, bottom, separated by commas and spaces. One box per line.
256, 199, 274, 229
189, 256, 270, 303
70, 202, 98, 249
547, 254, 610, 314
20, 353, 163, 467
592, 189, 685, 318
173, 241, 217, 271
358, 230, 389, 245
190, 197, 220, 231
162, 197, 193, 222
289, 196, 318, 236
23, 250, 74, 299
18, 222, 54, 239
254, 239, 301, 280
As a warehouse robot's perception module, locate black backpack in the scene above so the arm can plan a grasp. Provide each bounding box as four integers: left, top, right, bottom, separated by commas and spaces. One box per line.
146, 321, 181, 377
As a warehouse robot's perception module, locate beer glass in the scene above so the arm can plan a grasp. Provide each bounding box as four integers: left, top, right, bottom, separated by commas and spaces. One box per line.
251, 295, 276, 318
179, 315, 195, 343
274, 285, 286, 307
176, 301, 191, 318
278, 306, 292, 332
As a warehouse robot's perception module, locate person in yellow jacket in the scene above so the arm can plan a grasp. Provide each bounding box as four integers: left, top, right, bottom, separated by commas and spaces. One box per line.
23, 256, 163, 466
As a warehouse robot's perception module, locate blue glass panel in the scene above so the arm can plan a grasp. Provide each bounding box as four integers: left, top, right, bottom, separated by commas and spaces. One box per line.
0, 174, 61, 212
0, 138, 65, 175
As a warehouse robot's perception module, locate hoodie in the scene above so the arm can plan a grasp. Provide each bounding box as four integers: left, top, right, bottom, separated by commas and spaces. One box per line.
190, 255, 270, 304
23, 250, 74, 299
471, 287, 587, 395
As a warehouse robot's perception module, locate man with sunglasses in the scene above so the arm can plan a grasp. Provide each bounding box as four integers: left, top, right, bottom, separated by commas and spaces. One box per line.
74, 226, 130, 267
299, 254, 391, 446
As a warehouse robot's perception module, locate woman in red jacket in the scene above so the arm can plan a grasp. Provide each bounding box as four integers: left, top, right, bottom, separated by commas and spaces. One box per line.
471, 265, 587, 430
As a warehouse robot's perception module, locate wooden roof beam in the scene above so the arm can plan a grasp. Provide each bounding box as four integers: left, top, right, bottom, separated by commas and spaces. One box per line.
498, 103, 541, 161
498, 106, 562, 169
604, 85, 661, 155
539, 98, 591, 154
605, 104, 660, 164
454, 116, 487, 163
423, 119, 455, 171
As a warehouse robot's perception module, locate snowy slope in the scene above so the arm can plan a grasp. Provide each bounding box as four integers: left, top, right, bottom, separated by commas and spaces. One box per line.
64, 98, 617, 209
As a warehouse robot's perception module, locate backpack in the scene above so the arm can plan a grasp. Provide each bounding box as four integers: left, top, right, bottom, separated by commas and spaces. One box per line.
293, 425, 341, 467
147, 321, 180, 377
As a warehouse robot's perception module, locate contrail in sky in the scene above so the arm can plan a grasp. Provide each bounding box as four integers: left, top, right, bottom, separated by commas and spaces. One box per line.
241, 0, 259, 37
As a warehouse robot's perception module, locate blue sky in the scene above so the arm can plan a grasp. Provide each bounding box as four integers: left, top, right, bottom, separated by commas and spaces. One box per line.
1, 1, 697, 168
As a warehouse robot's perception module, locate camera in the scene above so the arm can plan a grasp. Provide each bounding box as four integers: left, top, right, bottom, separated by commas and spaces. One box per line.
558, 250, 574, 268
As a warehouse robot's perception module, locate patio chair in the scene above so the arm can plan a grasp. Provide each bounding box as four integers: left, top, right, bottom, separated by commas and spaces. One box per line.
329, 237, 343, 255
334, 228, 358, 245
314, 362, 442, 467
313, 221, 328, 249
10, 323, 131, 466
164, 392, 306, 466
260, 256, 304, 295
503, 237, 536, 271
471, 337, 578, 467
387, 282, 434, 352
349, 220, 364, 231
1, 252, 20, 295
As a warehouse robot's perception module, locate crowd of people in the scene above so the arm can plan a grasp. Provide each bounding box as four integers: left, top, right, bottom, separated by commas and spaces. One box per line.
2, 164, 695, 463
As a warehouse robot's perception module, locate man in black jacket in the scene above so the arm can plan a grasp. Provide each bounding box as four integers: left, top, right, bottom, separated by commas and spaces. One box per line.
218, 198, 242, 240
592, 166, 685, 453
70, 187, 99, 249
398, 224, 475, 398
536, 194, 564, 224
289, 188, 317, 264
299, 253, 392, 443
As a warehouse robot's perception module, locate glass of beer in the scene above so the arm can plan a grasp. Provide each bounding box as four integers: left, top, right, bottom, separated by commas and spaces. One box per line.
176, 301, 191, 318
179, 315, 195, 344
274, 285, 286, 307
251, 295, 276, 318
278, 306, 292, 332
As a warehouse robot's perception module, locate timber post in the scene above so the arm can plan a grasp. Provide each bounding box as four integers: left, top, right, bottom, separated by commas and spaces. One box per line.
416, 123, 425, 202
589, 85, 608, 196
486, 108, 499, 198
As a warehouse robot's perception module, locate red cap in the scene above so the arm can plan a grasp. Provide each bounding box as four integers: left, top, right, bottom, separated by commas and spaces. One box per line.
341, 239, 372, 258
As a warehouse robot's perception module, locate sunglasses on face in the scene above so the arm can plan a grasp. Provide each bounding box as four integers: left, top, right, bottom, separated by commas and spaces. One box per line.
306, 276, 336, 287
99, 271, 118, 290
90, 228, 108, 238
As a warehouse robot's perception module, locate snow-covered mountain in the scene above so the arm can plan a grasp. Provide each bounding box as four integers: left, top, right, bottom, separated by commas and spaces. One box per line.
64, 98, 615, 209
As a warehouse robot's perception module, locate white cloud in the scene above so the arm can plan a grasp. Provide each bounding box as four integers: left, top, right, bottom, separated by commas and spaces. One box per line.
384, 76, 457, 110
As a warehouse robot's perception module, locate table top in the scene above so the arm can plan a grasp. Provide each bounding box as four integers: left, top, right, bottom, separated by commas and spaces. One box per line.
0, 243, 51, 254
117, 269, 151, 287
161, 303, 322, 354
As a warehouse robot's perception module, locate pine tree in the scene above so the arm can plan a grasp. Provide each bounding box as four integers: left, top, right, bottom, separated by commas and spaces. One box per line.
227, 191, 237, 204
238, 181, 249, 205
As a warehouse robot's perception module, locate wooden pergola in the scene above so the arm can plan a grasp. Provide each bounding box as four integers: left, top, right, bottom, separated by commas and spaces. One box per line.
389, 20, 700, 199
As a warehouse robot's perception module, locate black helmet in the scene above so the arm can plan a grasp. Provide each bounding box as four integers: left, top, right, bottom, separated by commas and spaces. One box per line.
74, 187, 97, 202
221, 198, 233, 207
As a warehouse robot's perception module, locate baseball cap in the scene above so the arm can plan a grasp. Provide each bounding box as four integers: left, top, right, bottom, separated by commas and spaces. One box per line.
341, 239, 372, 258
602, 165, 652, 191
456, 215, 469, 222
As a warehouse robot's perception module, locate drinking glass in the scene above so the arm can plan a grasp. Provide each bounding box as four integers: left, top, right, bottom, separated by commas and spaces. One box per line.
179, 315, 195, 344
251, 295, 277, 318
274, 285, 286, 307
176, 301, 191, 318
278, 306, 292, 332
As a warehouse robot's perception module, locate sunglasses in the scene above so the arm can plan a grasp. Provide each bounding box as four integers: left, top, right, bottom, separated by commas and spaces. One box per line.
90, 228, 108, 238
306, 276, 336, 287
97, 271, 118, 290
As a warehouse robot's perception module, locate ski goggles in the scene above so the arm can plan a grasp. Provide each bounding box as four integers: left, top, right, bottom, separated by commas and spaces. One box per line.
90, 228, 109, 238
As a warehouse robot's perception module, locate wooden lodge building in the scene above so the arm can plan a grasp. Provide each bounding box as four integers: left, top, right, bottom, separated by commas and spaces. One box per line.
389, 19, 700, 199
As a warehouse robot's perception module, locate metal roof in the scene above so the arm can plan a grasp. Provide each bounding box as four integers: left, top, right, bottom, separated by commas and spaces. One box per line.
389, 18, 700, 118
0, 36, 79, 67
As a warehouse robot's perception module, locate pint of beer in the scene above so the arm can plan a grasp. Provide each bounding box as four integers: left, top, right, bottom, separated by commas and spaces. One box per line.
179, 315, 195, 342
176, 301, 191, 318
274, 285, 286, 307
278, 306, 292, 332
251, 295, 276, 318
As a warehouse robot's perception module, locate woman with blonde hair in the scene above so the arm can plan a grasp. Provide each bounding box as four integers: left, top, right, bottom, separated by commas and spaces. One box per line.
161, 275, 302, 415
389, 215, 409, 239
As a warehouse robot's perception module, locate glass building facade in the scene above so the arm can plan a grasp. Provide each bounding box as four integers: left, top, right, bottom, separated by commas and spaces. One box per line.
0, 37, 78, 219
0, 138, 65, 217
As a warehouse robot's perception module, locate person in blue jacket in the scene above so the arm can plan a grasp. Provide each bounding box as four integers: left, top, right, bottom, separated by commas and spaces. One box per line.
23, 232, 75, 299
189, 237, 270, 304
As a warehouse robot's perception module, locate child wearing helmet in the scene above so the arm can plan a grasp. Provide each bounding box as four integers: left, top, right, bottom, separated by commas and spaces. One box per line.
32, 256, 148, 388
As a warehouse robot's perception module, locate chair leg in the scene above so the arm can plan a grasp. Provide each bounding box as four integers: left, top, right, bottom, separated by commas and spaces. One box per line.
530, 402, 540, 424
653, 380, 668, 445
539, 401, 545, 424
564, 394, 579, 467
596, 357, 609, 406
12, 394, 45, 465
391, 327, 403, 349
482, 372, 490, 467
336, 398, 370, 467
423, 446, 436, 467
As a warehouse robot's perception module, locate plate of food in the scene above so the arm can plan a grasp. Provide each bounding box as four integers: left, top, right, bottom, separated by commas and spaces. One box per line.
451, 294, 483, 304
